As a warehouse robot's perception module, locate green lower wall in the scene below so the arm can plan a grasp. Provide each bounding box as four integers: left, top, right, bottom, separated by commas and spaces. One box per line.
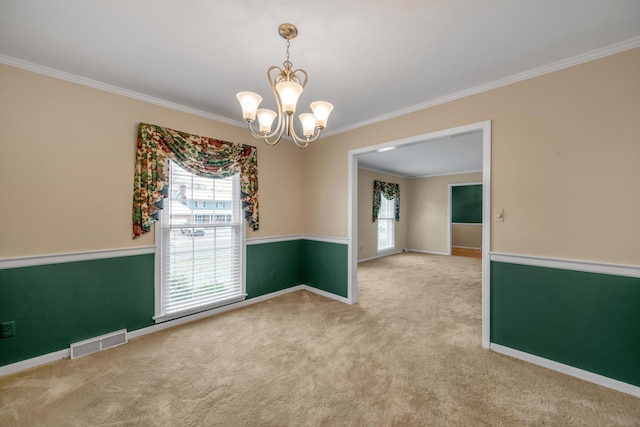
5, 247, 635, 390
0, 255, 156, 367
246, 240, 304, 299
0, 239, 348, 367
302, 240, 349, 298
491, 261, 640, 387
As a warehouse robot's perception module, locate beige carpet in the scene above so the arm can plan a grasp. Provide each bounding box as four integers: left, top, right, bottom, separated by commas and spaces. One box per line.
1, 253, 639, 426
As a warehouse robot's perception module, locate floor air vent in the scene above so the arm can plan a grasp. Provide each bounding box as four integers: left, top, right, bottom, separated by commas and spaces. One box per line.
70, 329, 128, 359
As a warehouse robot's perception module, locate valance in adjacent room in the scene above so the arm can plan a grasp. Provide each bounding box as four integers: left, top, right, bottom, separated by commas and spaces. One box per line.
372, 180, 400, 222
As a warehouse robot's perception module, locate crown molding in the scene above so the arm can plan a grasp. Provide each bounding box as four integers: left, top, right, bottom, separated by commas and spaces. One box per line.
326, 36, 640, 136
3, 36, 639, 137
0, 54, 245, 128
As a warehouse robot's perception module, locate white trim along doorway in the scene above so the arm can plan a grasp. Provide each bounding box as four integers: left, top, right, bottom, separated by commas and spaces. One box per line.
347, 120, 492, 348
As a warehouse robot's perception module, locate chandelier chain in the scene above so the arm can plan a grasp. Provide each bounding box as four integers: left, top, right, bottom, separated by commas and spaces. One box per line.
281, 39, 293, 80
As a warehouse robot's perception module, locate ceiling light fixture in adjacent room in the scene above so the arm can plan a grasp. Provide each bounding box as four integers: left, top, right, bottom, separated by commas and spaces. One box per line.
236, 23, 334, 148
378, 147, 396, 152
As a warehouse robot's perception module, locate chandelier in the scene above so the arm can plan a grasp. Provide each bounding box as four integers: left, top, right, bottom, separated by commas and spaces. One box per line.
236, 23, 334, 148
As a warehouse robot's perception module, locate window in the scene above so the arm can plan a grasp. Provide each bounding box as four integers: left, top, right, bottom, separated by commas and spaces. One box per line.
215, 214, 232, 223
155, 161, 245, 322
194, 214, 212, 224
377, 195, 395, 253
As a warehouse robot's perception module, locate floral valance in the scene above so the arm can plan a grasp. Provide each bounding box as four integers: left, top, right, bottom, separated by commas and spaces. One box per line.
133, 123, 258, 238
372, 180, 400, 222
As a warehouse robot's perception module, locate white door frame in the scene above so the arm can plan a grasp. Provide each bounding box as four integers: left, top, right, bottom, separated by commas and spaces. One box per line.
347, 120, 492, 348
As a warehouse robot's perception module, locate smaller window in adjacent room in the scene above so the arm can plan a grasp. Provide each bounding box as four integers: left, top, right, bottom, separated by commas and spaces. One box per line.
377, 195, 396, 253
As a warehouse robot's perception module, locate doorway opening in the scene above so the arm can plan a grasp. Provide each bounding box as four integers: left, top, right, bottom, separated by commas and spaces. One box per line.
347, 120, 491, 348
449, 182, 483, 259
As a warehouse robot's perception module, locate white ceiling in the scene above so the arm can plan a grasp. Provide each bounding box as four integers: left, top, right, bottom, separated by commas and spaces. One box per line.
358, 130, 483, 178
1, 1, 639, 175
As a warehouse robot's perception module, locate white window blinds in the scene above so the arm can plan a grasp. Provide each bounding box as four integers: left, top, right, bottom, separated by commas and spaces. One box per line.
377, 195, 395, 252
157, 161, 245, 322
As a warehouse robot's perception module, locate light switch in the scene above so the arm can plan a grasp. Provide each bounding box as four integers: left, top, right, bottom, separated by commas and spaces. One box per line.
495, 209, 504, 222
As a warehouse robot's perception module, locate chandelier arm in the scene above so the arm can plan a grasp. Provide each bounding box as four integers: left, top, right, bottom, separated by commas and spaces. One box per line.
245, 66, 287, 141
286, 115, 323, 148
293, 139, 310, 148
268, 65, 286, 134
263, 134, 283, 146
246, 121, 267, 139
241, 66, 287, 142
304, 128, 323, 144
246, 120, 284, 145
291, 69, 308, 88
298, 127, 322, 145
289, 121, 310, 148
249, 107, 285, 141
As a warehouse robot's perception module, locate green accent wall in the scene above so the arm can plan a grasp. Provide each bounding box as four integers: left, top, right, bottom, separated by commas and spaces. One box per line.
1, 239, 348, 367
246, 239, 349, 299
302, 240, 348, 298
491, 261, 640, 387
452, 184, 482, 223
246, 240, 304, 299
0, 255, 155, 367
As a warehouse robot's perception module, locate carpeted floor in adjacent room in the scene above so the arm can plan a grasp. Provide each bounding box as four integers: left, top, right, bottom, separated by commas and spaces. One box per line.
1, 252, 639, 426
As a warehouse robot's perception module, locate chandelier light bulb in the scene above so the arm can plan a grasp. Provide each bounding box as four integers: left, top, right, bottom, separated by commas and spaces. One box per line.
257, 109, 277, 133
299, 113, 316, 137
276, 81, 303, 114
310, 101, 334, 128
236, 92, 262, 122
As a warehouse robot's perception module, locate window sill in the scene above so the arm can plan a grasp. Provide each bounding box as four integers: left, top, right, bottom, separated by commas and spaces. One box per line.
153, 294, 247, 324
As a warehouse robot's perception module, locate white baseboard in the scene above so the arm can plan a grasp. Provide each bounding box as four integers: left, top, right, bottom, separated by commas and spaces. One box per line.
0, 349, 70, 378
0, 284, 348, 378
490, 343, 640, 398
358, 250, 403, 263
131, 286, 309, 338
409, 249, 450, 256
300, 285, 351, 304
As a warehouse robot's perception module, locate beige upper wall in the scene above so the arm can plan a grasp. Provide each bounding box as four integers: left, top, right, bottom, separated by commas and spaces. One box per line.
406, 173, 482, 254
3, 48, 639, 264
357, 169, 408, 259
358, 170, 482, 257
0, 64, 305, 257
452, 224, 483, 249
304, 48, 640, 265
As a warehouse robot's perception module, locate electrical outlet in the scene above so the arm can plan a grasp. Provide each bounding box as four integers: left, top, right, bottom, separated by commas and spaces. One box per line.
1, 321, 16, 338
